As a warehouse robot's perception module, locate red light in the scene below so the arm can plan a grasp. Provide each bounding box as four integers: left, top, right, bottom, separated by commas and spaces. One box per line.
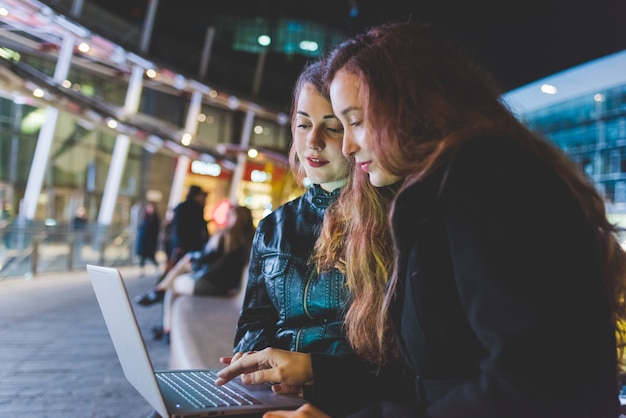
212, 200, 231, 227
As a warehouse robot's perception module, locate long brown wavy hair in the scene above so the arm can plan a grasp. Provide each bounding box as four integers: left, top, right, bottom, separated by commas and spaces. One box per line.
316, 21, 626, 368
220, 205, 255, 263
313, 171, 400, 364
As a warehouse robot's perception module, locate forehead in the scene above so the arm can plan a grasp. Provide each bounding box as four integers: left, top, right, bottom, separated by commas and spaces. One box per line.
329, 70, 366, 115
330, 71, 363, 100
297, 82, 328, 107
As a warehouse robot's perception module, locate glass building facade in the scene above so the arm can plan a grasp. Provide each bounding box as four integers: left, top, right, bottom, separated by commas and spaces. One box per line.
0, 0, 331, 232
503, 50, 626, 227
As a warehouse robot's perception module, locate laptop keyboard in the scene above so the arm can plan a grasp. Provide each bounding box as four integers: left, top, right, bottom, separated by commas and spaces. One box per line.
157, 370, 263, 408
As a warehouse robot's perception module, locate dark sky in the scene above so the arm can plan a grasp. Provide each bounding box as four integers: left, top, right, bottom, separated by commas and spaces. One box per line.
353, 0, 626, 91
95, 0, 626, 93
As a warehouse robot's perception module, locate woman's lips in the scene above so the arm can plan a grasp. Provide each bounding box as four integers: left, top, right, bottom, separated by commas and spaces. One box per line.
307, 157, 328, 168
358, 161, 370, 172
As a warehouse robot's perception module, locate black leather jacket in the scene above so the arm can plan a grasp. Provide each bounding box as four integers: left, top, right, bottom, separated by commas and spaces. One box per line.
234, 185, 352, 356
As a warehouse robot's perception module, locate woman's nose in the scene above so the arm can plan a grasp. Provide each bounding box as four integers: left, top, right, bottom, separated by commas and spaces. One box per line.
342, 134, 357, 156
307, 129, 324, 150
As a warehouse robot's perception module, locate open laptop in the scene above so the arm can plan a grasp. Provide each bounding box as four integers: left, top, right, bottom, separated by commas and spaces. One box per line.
86, 264, 306, 418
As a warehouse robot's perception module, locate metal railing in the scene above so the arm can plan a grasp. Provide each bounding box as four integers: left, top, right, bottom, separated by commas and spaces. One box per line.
0, 222, 136, 279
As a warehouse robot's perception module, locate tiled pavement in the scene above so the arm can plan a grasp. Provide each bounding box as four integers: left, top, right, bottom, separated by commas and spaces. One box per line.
4, 265, 626, 418
0, 266, 173, 418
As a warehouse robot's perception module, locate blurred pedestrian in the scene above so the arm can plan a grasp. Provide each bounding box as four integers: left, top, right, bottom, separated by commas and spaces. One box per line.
71, 206, 88, 261
72, 206, 87, 230
136, 201, 161, 276
0, 202, 13, 249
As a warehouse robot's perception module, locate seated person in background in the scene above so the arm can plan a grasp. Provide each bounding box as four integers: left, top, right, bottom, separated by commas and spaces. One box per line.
220, 60, 414, 417
135, 205, 255, 343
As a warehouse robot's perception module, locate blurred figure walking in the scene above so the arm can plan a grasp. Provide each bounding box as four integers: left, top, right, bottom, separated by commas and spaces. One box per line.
136, 201, 161, 276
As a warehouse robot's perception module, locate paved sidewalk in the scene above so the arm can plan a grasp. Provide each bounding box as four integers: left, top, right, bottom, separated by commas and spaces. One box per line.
0, 266, 172, 417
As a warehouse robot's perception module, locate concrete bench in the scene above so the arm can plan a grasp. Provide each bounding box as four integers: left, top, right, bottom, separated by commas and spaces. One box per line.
168, 270, 247, 370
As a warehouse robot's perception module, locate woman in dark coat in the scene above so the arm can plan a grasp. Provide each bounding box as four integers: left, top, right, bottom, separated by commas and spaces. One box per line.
136, 201, 161, 275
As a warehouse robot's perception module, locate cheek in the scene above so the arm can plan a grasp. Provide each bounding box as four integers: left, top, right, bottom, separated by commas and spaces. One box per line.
337, 158, 351, 177
326, 138, 344, 155
292, 133, 307, 157
355, 130, 370, 150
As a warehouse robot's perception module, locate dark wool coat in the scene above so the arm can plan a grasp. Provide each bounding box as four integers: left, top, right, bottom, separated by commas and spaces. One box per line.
170, 198, 208, 253
309, 136, 619, 418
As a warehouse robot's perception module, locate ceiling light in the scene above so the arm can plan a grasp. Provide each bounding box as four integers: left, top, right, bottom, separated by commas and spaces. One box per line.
173, 74, 186, 90
299, 40, 318, 52
257, 35, 271, 46
227, 96, 240, 110
181, 132, 192, 146
540, 84, 557, 95
276, 113, 288, 125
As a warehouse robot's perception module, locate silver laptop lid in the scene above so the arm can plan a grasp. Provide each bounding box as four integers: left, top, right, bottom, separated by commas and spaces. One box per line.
87, 264, 170, 418
86, 265, 306, 417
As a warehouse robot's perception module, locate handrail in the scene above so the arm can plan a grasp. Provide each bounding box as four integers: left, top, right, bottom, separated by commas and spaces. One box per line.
0, 223, 136, 279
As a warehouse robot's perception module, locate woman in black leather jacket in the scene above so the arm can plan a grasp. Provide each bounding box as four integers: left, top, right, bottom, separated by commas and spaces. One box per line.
233, 60, 351, 356
225, 61, 415, 416
233, 184, 349, 355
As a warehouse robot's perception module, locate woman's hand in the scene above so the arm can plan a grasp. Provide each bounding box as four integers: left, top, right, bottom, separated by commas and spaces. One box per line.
263, 403, 330, 418
215, 347, 313, 392
219, 351, 248, 365
222, 350, 307, 393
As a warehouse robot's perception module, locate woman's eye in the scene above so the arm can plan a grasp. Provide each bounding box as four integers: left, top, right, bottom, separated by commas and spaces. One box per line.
327, 126, 344, 134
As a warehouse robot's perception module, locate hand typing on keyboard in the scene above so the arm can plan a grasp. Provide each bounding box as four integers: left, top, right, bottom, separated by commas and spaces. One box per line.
217, 348, 313, 395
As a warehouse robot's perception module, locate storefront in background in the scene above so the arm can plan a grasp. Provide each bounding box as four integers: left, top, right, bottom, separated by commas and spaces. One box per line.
184, 158, 295, 232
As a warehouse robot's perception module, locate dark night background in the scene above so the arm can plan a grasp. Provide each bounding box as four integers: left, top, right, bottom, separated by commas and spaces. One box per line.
89, 0, 626, 109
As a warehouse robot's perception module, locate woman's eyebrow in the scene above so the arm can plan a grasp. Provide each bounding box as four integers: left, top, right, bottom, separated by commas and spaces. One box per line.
339, 106, 361, 116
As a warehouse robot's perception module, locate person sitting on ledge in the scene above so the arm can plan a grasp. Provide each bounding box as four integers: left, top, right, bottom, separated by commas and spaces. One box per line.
134, 205, 255, 343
